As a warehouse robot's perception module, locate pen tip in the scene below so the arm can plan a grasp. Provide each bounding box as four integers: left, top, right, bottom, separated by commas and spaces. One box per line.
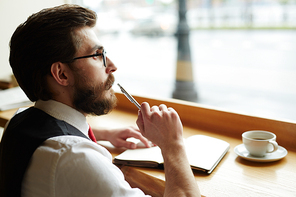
117, 83, 123, 89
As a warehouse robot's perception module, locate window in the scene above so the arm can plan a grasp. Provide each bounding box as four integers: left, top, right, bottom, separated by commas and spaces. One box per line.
81, 0, 296, 122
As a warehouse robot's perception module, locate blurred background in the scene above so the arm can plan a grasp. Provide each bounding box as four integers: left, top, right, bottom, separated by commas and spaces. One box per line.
79, 0, 296, 122
0, 0, 295, 123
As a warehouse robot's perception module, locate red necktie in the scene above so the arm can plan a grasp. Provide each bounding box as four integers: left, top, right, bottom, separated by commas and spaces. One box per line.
88, 125, 97, 143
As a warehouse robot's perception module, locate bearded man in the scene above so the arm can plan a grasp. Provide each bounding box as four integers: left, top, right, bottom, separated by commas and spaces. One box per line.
0, 4, 200, 197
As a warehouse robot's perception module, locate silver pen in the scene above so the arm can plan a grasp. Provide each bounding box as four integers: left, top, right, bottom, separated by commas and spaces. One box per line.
117, 83, 141, 110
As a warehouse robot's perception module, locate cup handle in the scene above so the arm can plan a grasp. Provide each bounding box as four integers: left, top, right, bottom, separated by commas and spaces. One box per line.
267, 140, 278, 153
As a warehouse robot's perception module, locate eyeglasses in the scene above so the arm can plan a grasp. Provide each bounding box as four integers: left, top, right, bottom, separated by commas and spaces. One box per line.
67, 49, 107, 67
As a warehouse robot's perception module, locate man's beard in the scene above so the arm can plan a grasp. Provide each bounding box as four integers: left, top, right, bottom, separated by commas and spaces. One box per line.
72, 73, 117, 116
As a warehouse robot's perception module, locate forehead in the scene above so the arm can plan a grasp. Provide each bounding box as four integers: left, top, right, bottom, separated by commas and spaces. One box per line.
74, 26, 103, 54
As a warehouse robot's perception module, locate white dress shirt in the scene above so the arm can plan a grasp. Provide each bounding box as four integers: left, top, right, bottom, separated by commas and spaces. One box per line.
21, 100, 149, 197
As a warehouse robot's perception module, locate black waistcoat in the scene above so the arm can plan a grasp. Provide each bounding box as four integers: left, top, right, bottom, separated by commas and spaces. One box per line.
0, 107, 89, 197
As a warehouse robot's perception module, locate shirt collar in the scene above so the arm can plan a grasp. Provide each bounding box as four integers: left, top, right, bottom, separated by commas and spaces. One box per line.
34, 100, 89, 138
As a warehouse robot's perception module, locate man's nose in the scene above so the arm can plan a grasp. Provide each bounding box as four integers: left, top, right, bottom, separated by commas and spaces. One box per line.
105, 57, 117, 73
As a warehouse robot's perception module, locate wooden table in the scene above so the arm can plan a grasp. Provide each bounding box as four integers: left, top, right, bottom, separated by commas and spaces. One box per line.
1, 93, 296, 197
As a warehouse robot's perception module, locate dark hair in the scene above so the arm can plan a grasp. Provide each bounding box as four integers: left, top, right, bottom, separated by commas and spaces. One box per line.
9, 4, 97, 101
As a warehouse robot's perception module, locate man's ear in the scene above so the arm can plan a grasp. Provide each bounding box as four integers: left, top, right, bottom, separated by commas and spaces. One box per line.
50, 62, 73, 86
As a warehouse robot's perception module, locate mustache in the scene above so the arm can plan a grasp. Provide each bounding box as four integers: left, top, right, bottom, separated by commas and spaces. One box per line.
104, 74, 115, 90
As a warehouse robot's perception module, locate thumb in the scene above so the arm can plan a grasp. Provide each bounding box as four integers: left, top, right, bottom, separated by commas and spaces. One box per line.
112, 138, 137, 149
122, 141, 137, 149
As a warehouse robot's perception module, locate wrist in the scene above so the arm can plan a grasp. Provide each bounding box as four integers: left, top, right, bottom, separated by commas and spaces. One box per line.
160, 140, 186, 158
93, 128, 110, 141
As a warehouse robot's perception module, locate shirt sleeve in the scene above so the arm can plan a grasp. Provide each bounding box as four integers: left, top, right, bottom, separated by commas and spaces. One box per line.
54, 139, 150, 197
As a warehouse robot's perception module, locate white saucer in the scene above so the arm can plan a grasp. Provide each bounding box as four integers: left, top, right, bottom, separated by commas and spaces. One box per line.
234, 144, 288, 162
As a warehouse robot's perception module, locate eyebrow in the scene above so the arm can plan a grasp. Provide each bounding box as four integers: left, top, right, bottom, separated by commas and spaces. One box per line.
90, 45, 104, 53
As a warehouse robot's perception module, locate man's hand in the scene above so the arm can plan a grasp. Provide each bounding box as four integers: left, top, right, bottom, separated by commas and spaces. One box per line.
136, 102, 183, 149
136, 102, 201, 197
92, 126, 151, 149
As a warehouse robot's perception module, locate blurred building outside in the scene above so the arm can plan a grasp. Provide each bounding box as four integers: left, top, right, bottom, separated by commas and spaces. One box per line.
81, 0, 296, 34
77, 0, 296, 122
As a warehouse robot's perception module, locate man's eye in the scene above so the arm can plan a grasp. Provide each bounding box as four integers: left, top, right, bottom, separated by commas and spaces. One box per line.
92, 51, 102, 60
95, 50, 103, 56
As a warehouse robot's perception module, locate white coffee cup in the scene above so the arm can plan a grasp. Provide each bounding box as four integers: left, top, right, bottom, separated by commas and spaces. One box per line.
242, 130, 278, 157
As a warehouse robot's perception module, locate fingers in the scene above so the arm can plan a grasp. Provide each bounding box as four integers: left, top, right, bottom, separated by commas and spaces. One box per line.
109, 126, 152, 149
150, 104, 169, 113
136, 134, 151, 148
138, 103, 173, 125
126, 128, 151, 148
139, 102, 150, 117
115, 138, 137, 149
159, 104, 168, 111
141, 103, 169, 114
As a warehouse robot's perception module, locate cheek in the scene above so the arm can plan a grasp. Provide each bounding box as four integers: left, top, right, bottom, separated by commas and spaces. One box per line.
86, 66, 106, 82
75, 62, 108, 85
96, 68, 109, 81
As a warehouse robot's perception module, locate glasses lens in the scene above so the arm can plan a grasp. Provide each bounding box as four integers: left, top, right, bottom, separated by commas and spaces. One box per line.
103, 50, 107, 67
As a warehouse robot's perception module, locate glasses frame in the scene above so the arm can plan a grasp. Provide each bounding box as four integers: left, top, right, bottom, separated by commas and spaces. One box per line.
68, 49, 107, 67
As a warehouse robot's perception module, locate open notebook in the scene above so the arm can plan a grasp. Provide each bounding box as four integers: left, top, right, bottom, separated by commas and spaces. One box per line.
114, 135, 230, 174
